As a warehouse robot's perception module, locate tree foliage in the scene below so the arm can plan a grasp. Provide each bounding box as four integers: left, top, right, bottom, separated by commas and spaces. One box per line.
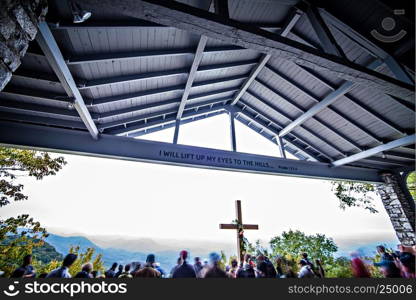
325, 256, 353, 278
68, 246, 105, 276
0, 216, 48, 276
331, 181, 378, 213
407, 172, 415, 200
0, 147, 66, 275
0, 147, 66, 207
269, 230, 338, 266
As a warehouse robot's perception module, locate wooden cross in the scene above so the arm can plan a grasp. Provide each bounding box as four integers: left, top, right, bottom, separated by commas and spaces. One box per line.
219, 200, 259, 263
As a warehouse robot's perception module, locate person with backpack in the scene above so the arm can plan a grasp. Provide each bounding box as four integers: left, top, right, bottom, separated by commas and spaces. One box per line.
118, 264, 133, 278
46, 254, 77, 278
298, 260, 315, 278
374, 245, 401, 278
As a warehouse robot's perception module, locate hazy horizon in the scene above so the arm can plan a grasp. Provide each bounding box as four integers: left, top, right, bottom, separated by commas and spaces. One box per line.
1, 114, 399, 253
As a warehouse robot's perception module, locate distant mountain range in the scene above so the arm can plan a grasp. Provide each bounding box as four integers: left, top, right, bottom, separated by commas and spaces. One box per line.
44, 233, 230, 272
41, 231, 399, 272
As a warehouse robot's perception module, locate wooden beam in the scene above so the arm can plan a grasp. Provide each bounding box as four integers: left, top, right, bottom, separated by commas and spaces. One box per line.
230, 8, 302, 106
229, 110, 237, 151
122, 0, 415, 101
214, 0, 229, 17
278, 59, 384, 138
173, 36, 208, 143
304, 4, 345, 57
36, 22, 99, 139
332, 135, 416, 167
0, 120, 383, 182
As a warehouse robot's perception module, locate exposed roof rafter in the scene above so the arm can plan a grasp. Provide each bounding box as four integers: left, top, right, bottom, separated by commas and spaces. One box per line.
36, 22, 99, 139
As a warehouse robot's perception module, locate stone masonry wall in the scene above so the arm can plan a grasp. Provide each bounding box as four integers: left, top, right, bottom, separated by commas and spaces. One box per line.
376, 173, 415, 246
0, 0, 47, 91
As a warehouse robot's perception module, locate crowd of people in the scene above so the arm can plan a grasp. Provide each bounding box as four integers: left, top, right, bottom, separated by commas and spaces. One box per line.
7, 244, 416, 279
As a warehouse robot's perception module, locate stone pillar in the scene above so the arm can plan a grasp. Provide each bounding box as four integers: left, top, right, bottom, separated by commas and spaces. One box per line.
376, 172, 415, 246
0, 0, 48, 91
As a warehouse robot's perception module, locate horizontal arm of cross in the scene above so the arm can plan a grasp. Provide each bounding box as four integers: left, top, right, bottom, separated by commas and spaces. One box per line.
219, 224, 259, 230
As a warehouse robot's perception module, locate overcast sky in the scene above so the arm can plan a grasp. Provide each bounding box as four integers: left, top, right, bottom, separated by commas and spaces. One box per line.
1, 114, 398, 248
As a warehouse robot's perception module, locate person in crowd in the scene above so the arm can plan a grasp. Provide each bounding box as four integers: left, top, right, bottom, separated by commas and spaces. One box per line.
11, 255, 36, 278
115, 264, 124, 278
91, 270, 98, 278
298, 260, 315, 278
172, 250, 196, 278
227, 259, 239, 278
374, 245, 401, 278
154, 262, 165, 278
275, 256, 284, 278
265, 256, 277, 278
256, 255, 277, 278
170, 258, 182, 277
134, 254, 161, 278
22, 255, 36, 278
38, 273, 48, 278
301, 253, 315, 268
47, 253, 77, 278
118, 264, 133, 278
394, 245, 415, 278
350, 252, 371, 278
285, 267, 297, 278
10, 267, 26, 278
75, 263, 93, 278
193, 257, 204, 278
315, 259, 325, 278
204, 252, 227, 278
236, 254, 256, 278
255, 255, 268, 278
105, 262, 118, 278
131, 262, 141, 276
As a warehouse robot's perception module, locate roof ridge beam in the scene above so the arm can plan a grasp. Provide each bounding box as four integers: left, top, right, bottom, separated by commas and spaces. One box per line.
36, 22, 99, 139
135, 0, 414, 101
